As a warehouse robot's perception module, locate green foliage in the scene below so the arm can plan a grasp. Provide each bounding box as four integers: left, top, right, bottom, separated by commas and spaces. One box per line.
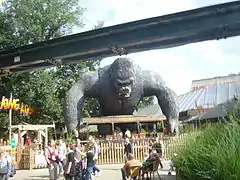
0, 0, 103, 127
83, 98, 101, 117
53, 21, 104, 118
137, 96, 155, 109
54, 63, 102, 118
173, 113, 240, 180
0, 0, 85, 49
28, 71, 62, 123
66, 133, 75, 144
55, 64, 89, 100
0, 71, 62, 125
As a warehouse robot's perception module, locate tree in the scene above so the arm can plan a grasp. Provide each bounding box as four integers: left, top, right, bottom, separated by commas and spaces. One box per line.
0, 0, 86, 126
0, 0, 85, 49
27, 70, 62, 124
54, 21, 105, 119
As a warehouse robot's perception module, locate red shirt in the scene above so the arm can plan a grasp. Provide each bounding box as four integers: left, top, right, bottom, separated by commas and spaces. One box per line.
44, 146, 56, 164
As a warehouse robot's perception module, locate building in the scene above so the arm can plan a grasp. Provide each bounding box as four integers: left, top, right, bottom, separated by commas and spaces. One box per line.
135, 81, 240, 121
191, 73, 240, 91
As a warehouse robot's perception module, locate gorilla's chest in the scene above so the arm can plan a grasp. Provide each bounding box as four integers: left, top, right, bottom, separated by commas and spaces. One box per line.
99, 93, 140, 115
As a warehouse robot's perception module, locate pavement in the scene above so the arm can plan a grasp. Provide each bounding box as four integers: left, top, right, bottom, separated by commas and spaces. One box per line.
10, 164, 176, 180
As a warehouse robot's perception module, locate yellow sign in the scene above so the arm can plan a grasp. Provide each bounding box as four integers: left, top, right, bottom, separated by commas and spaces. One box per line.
0, 96, 35, 115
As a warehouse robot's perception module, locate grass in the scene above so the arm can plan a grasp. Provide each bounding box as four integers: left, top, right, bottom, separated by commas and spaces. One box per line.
173, 113, 240, 180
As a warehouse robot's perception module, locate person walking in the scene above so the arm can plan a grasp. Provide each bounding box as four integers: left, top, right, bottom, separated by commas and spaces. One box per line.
57, 139, 67, 175
44, 139, 59, 180
83, 142, 95, 180
64, 145, 76, 180
124, 138, 132, 162
92, 139, 101, 176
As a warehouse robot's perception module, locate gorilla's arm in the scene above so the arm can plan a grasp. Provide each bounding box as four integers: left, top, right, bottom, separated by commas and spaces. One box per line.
142, 71, 179, 135
64, 71, 99, 132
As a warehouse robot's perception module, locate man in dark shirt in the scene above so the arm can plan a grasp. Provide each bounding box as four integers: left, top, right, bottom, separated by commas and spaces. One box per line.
124, 138, 132, 160
86, 150, 94, 168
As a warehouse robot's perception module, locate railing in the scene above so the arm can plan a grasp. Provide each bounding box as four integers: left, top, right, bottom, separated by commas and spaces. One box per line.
11, 131, 199, 169
96, 133, 195, 164
97, 139, 150, 164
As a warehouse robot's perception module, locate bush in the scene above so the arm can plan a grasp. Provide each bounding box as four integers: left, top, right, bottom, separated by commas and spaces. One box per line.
173, 116, 240, 180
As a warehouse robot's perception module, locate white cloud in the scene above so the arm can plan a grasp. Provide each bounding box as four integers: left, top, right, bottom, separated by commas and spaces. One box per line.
78, 0, 240, 95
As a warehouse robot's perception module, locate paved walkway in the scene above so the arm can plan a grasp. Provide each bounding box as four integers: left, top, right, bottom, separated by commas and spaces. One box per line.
10, 164, 176, 180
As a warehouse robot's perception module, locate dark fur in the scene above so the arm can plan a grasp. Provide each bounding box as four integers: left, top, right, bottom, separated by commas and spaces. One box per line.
64, 57, 179, 135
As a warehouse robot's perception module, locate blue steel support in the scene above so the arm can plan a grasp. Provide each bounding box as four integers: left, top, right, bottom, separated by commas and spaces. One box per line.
0, 1, 240, 74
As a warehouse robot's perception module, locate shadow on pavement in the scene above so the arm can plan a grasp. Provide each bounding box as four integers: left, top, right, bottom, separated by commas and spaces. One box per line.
101, 168, 121, 171
29, 175, 49, 178
160, 174, 176, 180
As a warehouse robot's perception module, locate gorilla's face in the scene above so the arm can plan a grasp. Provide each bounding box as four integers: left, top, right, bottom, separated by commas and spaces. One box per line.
110, 58, 136, 99
114, 76, 134, 98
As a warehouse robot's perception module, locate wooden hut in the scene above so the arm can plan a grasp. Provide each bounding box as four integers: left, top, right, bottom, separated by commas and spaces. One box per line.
82, 115, 166, 139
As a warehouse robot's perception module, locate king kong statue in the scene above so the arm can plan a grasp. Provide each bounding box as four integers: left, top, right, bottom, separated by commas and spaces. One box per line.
64, 57, 179, 136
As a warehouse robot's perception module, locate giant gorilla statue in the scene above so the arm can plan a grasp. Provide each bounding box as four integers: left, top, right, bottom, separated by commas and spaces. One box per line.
64, 57, 179, 135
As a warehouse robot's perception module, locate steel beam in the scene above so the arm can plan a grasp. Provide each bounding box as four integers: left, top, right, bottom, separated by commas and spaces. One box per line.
0, 1, 240, 73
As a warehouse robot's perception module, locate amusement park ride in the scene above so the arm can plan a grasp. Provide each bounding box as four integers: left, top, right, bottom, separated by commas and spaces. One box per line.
0, 1, 240, 76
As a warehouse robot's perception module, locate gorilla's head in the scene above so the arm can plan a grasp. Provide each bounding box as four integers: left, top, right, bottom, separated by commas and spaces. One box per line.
109, 58, 136, 99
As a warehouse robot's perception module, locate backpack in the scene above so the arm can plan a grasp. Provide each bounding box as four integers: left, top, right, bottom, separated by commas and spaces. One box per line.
0, 156, 9, 174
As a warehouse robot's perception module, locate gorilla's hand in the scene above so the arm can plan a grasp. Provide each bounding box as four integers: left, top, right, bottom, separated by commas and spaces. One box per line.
169, 118, 179, 136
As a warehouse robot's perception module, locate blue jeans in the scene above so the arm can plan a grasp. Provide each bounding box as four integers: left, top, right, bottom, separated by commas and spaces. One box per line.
85, 167, 93, 180
93, 160, 100, 174
0, 173, 9, 180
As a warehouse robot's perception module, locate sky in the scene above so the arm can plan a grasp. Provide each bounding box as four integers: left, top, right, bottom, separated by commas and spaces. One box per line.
74, 0, 240, 95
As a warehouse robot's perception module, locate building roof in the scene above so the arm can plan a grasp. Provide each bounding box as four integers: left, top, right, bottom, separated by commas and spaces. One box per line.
83, 115, 165, 125
134, 82, 240, 116
192, 73, 240, 83
134, 88, 205, 115
186, 98, 239, 121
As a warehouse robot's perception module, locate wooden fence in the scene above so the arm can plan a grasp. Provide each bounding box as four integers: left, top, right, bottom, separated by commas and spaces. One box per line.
18, 131, 199, 168
20, 147, 48, 169
97, 139, 149, 164
96, 133, 193, 164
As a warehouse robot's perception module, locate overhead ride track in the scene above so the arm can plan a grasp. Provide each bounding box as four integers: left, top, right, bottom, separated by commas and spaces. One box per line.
1, 1, 240, 76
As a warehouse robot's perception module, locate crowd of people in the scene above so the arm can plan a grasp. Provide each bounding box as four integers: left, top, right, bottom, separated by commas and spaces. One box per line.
0, 132, 170, 180
44, 136, 101, 180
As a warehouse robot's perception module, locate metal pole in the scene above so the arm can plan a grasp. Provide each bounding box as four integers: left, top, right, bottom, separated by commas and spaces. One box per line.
53, 121, 57, 140
9, 93, 13, 144
54, 127, 57, 140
